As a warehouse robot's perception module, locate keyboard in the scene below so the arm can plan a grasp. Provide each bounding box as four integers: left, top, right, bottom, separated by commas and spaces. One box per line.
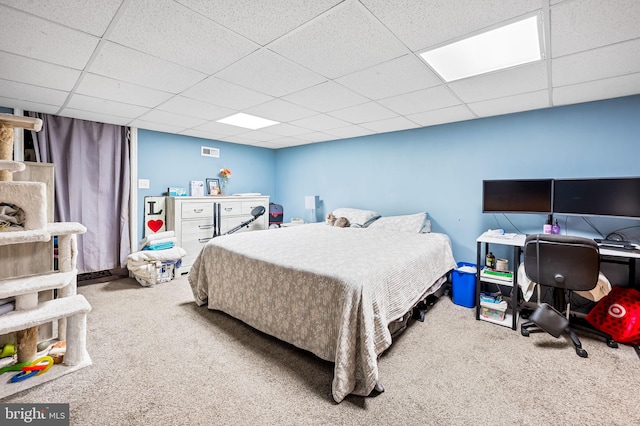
595, 239, 634, 250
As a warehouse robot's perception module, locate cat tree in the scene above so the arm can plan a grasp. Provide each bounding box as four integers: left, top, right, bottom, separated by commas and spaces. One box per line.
0, 114, 91, 398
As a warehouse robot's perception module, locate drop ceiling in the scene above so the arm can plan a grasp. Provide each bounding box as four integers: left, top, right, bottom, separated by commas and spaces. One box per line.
0, 0, 639, 149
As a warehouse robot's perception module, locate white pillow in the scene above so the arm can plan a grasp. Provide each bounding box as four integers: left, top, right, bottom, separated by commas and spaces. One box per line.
330, 208, 381, 228
367, 212, 431, 233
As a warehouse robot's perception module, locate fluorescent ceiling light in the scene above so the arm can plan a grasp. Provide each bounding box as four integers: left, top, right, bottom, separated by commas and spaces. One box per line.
420, 15, 543, 82
217, 113, 279, 130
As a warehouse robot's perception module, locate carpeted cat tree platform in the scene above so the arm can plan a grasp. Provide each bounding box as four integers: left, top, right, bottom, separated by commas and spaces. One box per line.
0, 114, 91, 398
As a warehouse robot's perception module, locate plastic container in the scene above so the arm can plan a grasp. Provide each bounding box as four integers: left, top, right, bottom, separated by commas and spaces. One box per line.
480, 300, 508, 321
451, 262, 477, 308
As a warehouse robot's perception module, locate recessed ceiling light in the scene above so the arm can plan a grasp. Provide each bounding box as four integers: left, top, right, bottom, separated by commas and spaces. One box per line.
216, 113, 279, 130
420, 14, 543, 82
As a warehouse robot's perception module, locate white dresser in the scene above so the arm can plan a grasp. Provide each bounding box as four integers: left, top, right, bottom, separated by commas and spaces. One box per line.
165, 195, 270, 275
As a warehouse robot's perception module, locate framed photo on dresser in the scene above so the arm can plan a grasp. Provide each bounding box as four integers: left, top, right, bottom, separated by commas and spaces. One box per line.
206, 178, 220, 195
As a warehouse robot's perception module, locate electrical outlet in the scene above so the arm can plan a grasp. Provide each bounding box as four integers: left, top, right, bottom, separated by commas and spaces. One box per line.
138, 179, 150, 189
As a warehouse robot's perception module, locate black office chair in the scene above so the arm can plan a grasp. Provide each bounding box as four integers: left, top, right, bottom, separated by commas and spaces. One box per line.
520, 234, 618, 358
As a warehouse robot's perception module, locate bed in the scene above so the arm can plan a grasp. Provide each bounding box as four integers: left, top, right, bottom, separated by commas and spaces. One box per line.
188, 211, 457, 402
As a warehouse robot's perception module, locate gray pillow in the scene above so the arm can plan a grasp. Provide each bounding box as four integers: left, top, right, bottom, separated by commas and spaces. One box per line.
367, 212, 431, 233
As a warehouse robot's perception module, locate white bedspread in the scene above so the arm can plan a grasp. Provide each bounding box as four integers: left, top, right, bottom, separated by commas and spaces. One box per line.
188, 223, 456, 402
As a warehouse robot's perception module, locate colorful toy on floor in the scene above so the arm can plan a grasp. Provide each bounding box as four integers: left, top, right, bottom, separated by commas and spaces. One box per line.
9, 356, 54, 383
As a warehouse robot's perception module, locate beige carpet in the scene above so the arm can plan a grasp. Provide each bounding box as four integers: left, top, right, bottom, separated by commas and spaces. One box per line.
2, 275, 639, 425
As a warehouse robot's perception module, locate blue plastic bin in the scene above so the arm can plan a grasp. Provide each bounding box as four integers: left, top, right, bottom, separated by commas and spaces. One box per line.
451, 262, 477, 308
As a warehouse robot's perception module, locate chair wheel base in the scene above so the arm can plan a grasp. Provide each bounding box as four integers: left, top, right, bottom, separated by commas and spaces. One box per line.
576, 347, 588, 358
607, 339, 619, 348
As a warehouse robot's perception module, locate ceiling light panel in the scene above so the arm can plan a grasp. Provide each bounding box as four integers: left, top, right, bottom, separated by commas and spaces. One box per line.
420, 15, 543, 82
217, 113, 280, 130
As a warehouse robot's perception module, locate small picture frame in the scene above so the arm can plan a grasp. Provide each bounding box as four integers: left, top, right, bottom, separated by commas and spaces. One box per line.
206, 178, 220, 195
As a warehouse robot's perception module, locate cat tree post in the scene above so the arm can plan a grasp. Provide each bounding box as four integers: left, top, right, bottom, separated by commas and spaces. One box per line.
0, 114, 43, 363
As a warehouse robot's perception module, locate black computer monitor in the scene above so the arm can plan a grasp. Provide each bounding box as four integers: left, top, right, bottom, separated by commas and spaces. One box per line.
553, 177, 640, 218
482, 179, 553, 214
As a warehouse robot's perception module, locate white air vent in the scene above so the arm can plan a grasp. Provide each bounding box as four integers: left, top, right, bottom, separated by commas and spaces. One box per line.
201, 146, 220, 158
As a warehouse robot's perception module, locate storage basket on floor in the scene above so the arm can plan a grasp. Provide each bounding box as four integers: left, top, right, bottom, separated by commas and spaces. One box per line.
451, 262, 477, 308
134, 259, 180, 287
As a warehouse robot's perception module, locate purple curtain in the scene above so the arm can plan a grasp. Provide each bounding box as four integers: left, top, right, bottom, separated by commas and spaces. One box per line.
29, 113, 131, 273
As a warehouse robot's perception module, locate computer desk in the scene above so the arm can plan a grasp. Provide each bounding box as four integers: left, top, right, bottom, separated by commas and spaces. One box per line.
475, 232, 639, 331
598, 246, 640, 285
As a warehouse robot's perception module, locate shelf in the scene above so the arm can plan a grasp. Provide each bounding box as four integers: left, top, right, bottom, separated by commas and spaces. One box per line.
480, 270, 514, 287
0, 295, 91, 335
0, 271, 77, 299
480, 310, 519, 328
0, 355, 91, 399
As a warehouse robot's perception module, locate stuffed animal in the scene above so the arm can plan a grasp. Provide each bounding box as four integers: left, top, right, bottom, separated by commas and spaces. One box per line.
326, 213, 350, 228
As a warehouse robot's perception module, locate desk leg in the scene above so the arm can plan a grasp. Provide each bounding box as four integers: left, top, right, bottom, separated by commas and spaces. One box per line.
511, 246, 521, 330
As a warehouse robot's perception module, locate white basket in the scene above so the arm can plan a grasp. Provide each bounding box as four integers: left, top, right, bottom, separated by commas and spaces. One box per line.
134, 260, 177, 287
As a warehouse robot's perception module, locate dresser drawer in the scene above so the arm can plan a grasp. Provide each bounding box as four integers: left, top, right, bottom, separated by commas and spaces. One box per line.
218, 201, 241, 216
241, 200, 268, 216
181, 218, 215, 235
181, 202, 214, 219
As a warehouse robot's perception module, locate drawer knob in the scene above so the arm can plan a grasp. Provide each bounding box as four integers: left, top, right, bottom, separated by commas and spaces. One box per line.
199, 224, 214, 229
198, 237, 212, 243
224, 207, 232, 212
193, 208, 204, 213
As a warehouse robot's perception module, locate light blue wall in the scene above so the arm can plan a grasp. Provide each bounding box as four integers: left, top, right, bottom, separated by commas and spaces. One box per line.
136, 130, 275, 241
274, 95, 640, 264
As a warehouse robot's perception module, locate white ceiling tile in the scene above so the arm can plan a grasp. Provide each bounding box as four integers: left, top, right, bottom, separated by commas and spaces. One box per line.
323, 124, 374, 139
0, 0, 122, 36
282, 81, 368, 113
108, 0, 258, 74
182, 77, 273, 110
467, 90, 550, 117
175, 0, 341, 45
216, 49, 326, 97
192, 120, 252, 136
235, 130, 279, 142
90, 42, 207, 93
289, 114, 351, 132
76, 74, 173, 107
128, 119, 189, 135
379, 85, 461, 116
552, 39, 640, 87
0, 5, 99, 69
156, 96, 235, 121
296, 132, 335, 143
58, 108, 132, 126
0, 97, 60, 115
327, 101, 397, 124
0, 52, 81, 91
177, 129, 225, 142
270, 1, 407, 78
262, 123, 309, 137
553, 73, 640, 106
66, 94, 148, 119
407, 105, 476, 127
361, 0, 541, 51
551, 0, 640, 57
336, 54, 442, 100
244, 99, 317, 123
448, 62, 548, 103
137, 109, 208, 129
265, 140, 302, 148
0, 79, 68, 106
360, 116, 420, 133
